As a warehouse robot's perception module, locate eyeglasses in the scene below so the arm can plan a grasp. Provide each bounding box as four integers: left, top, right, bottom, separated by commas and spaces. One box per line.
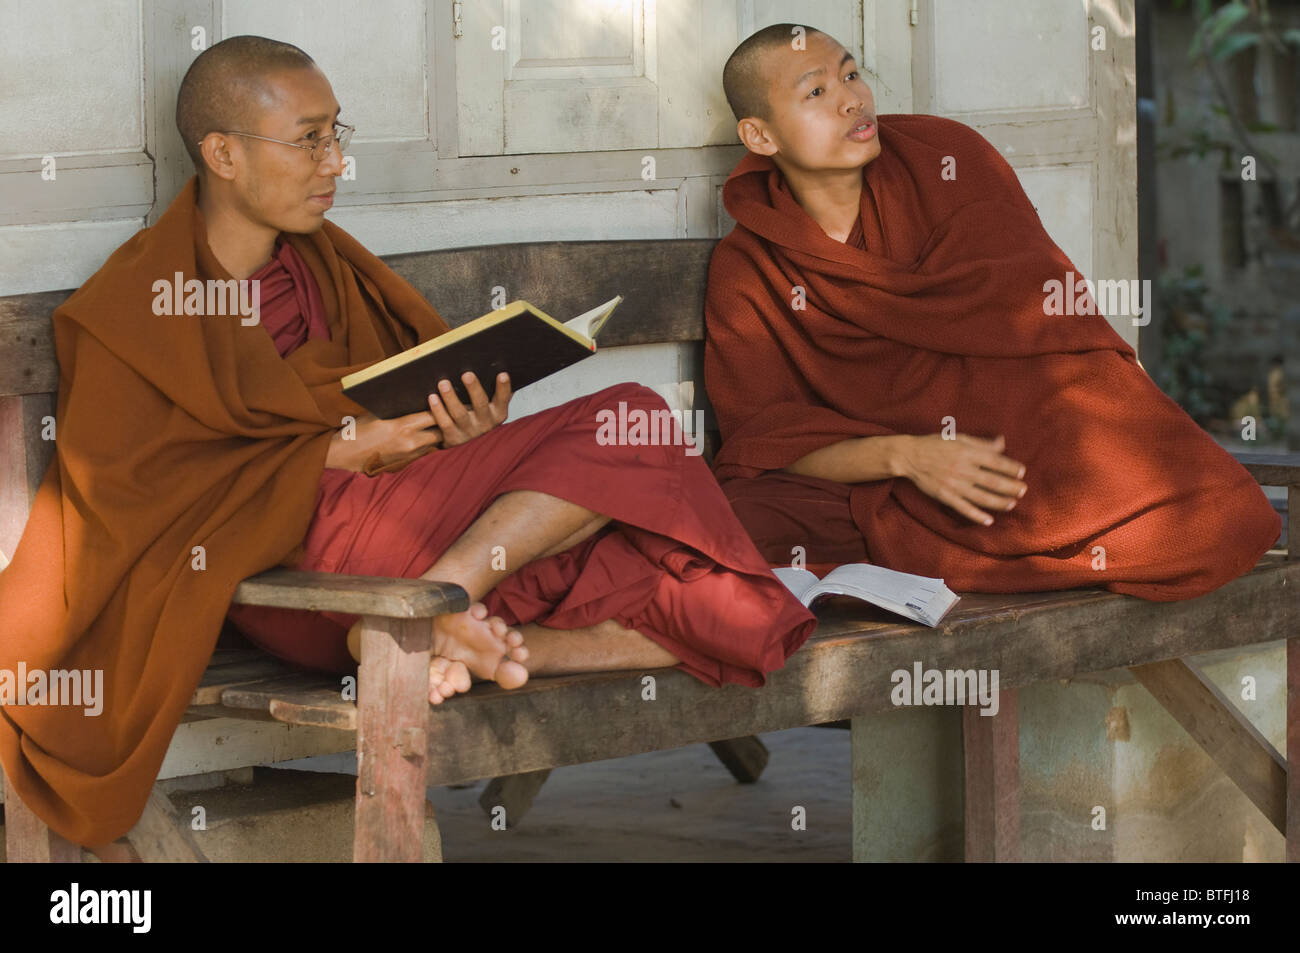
203, 122, 354, 162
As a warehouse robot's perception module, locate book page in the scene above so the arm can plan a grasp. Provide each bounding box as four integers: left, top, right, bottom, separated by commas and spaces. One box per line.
563, 295, 623, 341
771, 567, 821, 605
813, 563, 960, 626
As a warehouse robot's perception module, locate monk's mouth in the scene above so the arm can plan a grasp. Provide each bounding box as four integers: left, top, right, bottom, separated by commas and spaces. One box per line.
847, 119, 877, 142
309, 192, 335, 209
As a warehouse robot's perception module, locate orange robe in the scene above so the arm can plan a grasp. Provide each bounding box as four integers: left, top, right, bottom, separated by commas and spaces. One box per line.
0, 182, 814, 848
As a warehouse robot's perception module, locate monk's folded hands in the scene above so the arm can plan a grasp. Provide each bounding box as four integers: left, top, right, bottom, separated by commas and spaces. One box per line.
898, 433, 1027, 526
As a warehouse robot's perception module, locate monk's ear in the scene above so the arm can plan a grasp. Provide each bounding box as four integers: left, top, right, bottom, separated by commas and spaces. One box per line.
197, 132, 240, 182
737, 117, 778, 157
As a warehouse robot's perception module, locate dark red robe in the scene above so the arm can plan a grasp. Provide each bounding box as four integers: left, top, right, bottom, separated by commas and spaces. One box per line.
226, 240, 816, 687
705, 114, 1281, 599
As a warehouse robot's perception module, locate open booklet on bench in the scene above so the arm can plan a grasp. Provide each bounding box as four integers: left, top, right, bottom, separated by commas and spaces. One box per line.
341, 295, 623, 418
771, 564, 961, 627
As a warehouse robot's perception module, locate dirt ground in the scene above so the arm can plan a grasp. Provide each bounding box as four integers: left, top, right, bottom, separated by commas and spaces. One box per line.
424, 724, 852, 862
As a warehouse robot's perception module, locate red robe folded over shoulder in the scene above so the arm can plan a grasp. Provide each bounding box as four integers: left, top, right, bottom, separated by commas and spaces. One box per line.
705, 113, 1280, 599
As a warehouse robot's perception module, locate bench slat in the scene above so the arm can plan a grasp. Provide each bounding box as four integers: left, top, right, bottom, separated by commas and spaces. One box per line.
231, 568, 468, 618
1231, 451, 1300, 486
384, 239, 718, 347
190, 657, 293, 706
218, 674, 356, 730
0, 291, 68, 397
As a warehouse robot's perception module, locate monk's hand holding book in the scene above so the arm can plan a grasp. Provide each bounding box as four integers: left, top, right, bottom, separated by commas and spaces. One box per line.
897, 433, 1028, 527
425, 370, 512, 448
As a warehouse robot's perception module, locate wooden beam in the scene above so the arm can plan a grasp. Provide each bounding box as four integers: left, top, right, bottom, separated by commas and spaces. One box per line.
232, 568, 468, 618
962, 690, 1020, 862
354, 616, 432, 862
1, 767, 82, 862
1130, 658, 1287, 834
1289, 638, 1299, 863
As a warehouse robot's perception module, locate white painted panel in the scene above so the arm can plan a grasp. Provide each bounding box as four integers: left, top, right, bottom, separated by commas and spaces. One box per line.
327, 188, 680, 255
1017, 164, 1093, 282
861, 0, 913, 114
513, 0, 639, 75
504, 80, 659, 154
2, 0, 142, 157
748, 0, 863, 61
222, 0, 428, 141
501, 0, 656, 153
931, 0, 1089, 114
0, 218, 144, 295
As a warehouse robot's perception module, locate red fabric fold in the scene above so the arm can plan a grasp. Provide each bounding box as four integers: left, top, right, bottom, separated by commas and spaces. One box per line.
705, 113, 1280, 600
226, 251, 815, 689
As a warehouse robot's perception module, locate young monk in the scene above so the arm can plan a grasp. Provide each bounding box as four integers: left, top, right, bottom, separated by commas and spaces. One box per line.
705, 24, 1281, 598
0, 35, 815, 852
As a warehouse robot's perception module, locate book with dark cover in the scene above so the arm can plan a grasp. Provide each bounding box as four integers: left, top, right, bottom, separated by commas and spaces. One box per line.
341, 296, 622, 418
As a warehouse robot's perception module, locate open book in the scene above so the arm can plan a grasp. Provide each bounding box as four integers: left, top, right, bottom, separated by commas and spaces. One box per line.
772, 564, 960, 627
341, 296, 623, 419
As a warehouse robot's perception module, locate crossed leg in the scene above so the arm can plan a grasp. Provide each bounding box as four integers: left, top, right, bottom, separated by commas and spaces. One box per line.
346, 489, 680, 702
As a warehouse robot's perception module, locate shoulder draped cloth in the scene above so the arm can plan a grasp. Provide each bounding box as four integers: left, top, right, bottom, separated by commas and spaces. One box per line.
0, 177, 450, 846
705, 114, 1280, 599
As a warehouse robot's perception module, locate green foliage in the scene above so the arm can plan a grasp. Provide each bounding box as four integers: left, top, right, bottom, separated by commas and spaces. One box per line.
1156, 265, 1236, 424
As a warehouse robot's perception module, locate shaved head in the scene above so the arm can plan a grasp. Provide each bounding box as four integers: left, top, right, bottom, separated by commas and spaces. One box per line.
723, 23, 825, 122
176, 35, 317, 173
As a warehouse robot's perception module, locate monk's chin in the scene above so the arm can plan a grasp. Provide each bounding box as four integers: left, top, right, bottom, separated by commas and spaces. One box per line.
281, 215, 329, 235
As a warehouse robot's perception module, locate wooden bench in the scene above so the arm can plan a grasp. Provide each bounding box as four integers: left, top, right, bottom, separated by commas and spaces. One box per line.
2, 239, 1298, 862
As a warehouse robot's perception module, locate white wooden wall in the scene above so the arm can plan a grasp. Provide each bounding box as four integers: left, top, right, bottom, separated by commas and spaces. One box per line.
0, 0, 1137, 417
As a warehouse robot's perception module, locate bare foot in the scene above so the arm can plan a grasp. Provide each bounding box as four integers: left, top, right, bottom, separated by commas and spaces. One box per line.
432, 603, 530, 690
428, 657, 472, 704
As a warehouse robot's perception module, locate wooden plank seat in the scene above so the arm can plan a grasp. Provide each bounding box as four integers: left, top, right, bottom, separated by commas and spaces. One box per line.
3, 239, 1298, 863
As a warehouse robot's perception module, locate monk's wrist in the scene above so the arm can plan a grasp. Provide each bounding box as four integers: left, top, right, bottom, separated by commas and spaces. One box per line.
884, 434, 914, 481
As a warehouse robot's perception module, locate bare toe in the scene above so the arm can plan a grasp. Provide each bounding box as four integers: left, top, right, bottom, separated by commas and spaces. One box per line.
429, 657, 473, 704
494, 657, 530, 691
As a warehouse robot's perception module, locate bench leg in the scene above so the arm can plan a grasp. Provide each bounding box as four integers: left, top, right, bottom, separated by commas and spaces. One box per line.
122, 787, 208, 862
1130, 657, 1287, 835
354, 615, 433, 862
708, 736, 770, 783
851, 708, 963, 861
479, 769, 552, 826
2, 767, 82, 862
1289, 637, 1299, 863
962, 688, 1020, 862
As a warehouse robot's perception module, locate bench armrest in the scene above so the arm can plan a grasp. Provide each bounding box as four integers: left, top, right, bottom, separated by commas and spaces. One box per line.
1233, 452, 1299, 560
231, 569, 469, 618
1232, 451, 1300, 487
